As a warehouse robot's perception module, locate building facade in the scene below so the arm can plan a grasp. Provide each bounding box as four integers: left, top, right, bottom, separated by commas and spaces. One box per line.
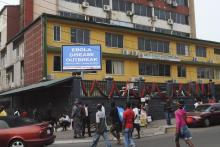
0, 6, 22, 92
20, 0, 196, 38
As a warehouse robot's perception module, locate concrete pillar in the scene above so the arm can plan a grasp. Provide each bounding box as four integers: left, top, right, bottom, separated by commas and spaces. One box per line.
138, 78, 145, 97
71, 76, 82, 102
105, 77, 114, 97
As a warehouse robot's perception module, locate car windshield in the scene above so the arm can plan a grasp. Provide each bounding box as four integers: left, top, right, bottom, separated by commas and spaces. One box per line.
5, 117, 39, 128
195, 105, 211, 112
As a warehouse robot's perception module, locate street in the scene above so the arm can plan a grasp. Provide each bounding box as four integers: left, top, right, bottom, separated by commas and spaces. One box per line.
51, 125, 220, 147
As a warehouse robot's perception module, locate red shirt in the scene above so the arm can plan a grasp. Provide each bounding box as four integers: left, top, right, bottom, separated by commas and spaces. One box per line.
123, 108, 135, 129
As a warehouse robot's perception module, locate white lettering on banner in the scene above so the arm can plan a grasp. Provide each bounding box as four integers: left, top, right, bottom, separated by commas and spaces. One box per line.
65, 58, 98, 63
71, 47, 92, 52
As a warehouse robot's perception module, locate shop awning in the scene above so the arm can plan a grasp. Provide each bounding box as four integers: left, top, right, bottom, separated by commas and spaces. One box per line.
0, 77, 73, 97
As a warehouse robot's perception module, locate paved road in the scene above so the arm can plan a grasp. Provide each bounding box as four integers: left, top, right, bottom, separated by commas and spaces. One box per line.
51, 125, 220, 147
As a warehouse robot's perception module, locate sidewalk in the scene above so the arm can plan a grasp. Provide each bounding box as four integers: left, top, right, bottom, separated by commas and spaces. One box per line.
54, 119, 175, 145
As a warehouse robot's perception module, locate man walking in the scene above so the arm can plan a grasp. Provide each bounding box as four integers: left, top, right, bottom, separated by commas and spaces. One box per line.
72, 100, 82, 138
164, 98, 173, 125
109, 102, 121, 144
82, 104, 91, 137
90, 104, 111, 147
133, 104, 141, 139
123, 102, 135, 147
175, 99, 195, 147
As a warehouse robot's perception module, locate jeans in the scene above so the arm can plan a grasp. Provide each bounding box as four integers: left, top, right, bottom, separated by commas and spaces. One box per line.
90, 131, 111, 147
124, 128, 135, 147
165, 112, 172, 125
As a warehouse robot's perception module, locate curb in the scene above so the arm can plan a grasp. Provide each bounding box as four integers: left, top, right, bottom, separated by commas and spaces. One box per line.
53, 128, 174, 145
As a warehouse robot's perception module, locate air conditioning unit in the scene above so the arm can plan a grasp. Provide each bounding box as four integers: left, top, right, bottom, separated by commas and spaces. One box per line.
103, 5, 111, 12
172, 0, 178, 7
81, 1, 89, 8
126, 11, 134, 16
47, 74, 55, 80
166, 0, 172, 5
192, 57, 198, 62
105, 75, 113, 79
131, 50, 138, 56
208, 59, 214, 63
152, 16, 158, 21
84, 15, 92, 21
122, 49, 130, 55
11, 82, 15, 88
167, 19, 174, 25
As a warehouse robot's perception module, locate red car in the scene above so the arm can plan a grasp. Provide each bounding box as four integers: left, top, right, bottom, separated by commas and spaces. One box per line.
186, 103, 220, 127
0, 116, 56, 147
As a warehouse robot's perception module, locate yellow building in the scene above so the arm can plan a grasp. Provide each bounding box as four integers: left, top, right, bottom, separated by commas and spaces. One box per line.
44, 14, 220, 84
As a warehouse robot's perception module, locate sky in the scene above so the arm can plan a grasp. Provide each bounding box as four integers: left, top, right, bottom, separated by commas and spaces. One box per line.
0, 0, 220, 42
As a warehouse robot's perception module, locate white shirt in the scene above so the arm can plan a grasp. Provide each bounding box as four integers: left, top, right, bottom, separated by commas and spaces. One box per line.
133, 108, 141, 124
85, 106, 88, 117
96, 111, 105, 123
101, 106, 105, 114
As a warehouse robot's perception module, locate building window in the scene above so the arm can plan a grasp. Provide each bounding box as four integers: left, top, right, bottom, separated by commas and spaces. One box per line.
112, 0, 132, 12
196, 46, 206, 57
71, 28, 90, 44
171, 12, 188, 25
21, 61, 24, 80
105, 32, 123, 48
88, 0, 109, 8
53, 56, 61, 71
214, 48, 220, 55
134, 24, 152, 31
215, 68, 220, 79
64, 0, 83, 4
197, 67, 214, 79
176, 0, 188, 7
154, 8, 170, 20
155, 28, 171, 35
138, 38, 169, 53
177, 65, 186, 77
172, 31, 190, 37
106, 60, 124, 74
139, 62, 170, 76
53, 26, 61, 41
176, 43, 189, 56
134, 4, 152, 17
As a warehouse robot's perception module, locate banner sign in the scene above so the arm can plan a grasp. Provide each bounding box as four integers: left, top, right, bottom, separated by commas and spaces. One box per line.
62, 45, 102, 71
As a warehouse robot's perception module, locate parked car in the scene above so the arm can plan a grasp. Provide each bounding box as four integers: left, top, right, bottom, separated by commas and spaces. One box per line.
186, 103, 220, 127
0, 116, 56, 147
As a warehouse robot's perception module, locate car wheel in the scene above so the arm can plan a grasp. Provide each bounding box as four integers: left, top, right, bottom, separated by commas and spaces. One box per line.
204, 118, 210, 127
9, 139, 25, 147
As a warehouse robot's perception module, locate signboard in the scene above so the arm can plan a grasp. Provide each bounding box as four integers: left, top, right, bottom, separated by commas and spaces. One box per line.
62, 45, 102, 71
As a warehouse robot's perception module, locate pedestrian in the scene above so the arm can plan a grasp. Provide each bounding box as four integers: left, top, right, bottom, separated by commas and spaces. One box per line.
59, 114, 71, 131
0, 105, 7, 116
123, 102, 136, 147
71, 100, 82, 138
14, 108, 20, 117
109, 102, 121, 144
175, 99, 195, 147
45, 102, 56, 127
33, 107, 41, 122
90, 104, 111, 147
164, 98, 173, 125
194, 98, 203, 109
82, 104, 91, 137
133, 104, 141, 139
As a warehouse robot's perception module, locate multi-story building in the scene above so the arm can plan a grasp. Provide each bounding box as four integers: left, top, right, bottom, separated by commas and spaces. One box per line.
20, 0, 196, 38
0, 5, 22, 92
1, 13, 219, 89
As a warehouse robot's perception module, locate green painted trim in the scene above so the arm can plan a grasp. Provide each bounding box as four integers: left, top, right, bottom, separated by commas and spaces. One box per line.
47, 46, 61, 53
102, 52, 220, 67
43, 16, 48, 78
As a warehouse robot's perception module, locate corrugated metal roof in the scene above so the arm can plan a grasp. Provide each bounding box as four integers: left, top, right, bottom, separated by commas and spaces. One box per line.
0, 77, 73, 97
